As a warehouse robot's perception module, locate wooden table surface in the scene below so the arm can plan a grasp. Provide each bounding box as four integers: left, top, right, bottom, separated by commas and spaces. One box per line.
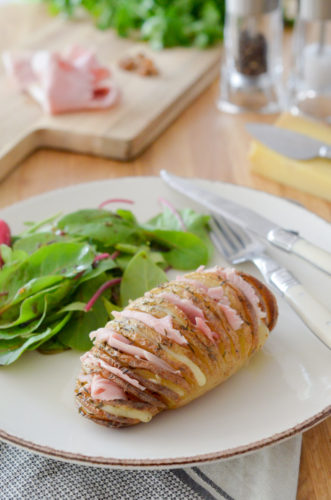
0, 5, 330, 499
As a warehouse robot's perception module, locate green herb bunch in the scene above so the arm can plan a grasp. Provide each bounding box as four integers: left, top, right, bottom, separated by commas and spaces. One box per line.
43, 0, 225, 49
0, 204, 212, 365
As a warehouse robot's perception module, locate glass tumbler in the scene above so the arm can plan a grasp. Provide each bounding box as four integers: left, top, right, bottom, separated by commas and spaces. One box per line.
218, 0, 283, 114
289, 0, 331, 122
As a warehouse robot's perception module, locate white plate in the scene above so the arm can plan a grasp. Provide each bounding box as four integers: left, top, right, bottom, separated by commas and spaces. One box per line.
0, 176, 330, 469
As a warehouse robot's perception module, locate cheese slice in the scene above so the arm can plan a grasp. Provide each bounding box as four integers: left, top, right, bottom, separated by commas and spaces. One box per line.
249, 113, 331, 201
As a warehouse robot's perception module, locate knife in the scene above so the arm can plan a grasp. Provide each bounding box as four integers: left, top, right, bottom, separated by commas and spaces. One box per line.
160, 170, 331, 275
246, 123, 331, 160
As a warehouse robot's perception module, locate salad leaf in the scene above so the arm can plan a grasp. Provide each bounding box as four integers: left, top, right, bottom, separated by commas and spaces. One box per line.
37, 337, 70, 354
57, 209, 141, 246
146, 229, 209, 269
146, 207, 213, 259
13, 232, 81, 255
0, 298, 48, 339
0, 245, 27, 266
120, 250, 168, 306
0, 311, 72, 366
0, 280, 73, 329
58, 273, 112, 351
0, 242, 94, 313
0, 200, 212, 364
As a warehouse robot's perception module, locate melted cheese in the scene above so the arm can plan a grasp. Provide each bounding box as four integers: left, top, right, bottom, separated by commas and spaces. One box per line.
101, 404, 153, 423
146, 373, 185, 397
163, 347, 206, 387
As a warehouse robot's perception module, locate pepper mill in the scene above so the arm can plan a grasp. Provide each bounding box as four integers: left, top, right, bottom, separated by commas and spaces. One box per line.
218, 0, 283, 114
289, 0, 331, 121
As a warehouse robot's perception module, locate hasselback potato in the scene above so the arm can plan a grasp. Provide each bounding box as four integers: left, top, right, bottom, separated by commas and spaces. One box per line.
76, 266, 278, 427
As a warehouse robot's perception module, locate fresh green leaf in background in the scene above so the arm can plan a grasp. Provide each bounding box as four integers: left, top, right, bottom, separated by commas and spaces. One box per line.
42, 0, 225, 49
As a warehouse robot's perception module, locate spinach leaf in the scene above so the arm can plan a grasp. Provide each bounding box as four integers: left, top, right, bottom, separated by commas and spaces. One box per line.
0, 311, 72, 365
120, 250, 167, 306
1, 275, 66, 312
57, 209, 140, 246
77, 257, 117, 283
0, 279, 74, 329
25, 242, 95, 278
146, 229, 209, 270
37, 337, 70, 354
145, 207, 213, 260
13, 232, 81, 255
0, 245, 28, 266
58, 273, 112, 351
0, 297, 48, 339
19, 212, 61, 235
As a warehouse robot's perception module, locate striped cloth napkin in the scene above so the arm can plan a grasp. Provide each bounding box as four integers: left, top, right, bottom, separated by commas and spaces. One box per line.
0, 435, 301, 500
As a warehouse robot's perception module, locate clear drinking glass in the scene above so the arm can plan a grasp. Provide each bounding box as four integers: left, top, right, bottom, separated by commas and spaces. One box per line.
218, 0, 284, 114
289, 0, 331, 122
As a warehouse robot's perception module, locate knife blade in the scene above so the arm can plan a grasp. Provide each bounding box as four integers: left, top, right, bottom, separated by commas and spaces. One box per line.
160, 170, 331, 275
246, 123, 331, 160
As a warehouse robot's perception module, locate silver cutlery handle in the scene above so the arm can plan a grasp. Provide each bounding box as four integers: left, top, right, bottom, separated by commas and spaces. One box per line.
319, 145, 331, 159
253, 258, 331, 349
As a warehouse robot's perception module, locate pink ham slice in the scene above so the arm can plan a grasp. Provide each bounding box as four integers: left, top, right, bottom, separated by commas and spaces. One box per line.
216, 267, 266, 320
90, 328, 177, 373
80, 352, 146, 391
90, 374, 127, 401
2, 46, 119, 114
159, 292, 219, 342
113, 310, 187, 346
175, 276, 243, 331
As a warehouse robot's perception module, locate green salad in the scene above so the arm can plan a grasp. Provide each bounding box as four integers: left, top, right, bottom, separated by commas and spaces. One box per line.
0, 199, 212, 365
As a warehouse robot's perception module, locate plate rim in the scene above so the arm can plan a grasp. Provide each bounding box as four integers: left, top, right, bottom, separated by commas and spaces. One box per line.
1, 175, 330, 468
0, 407, 330, 468
1, 175, 330, 230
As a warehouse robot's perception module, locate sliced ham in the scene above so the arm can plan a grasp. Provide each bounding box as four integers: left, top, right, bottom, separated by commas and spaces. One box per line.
173, 279, 243, 332
90, 374, 127, 401
159, 292, 218, 342
113, 309, 187, 346
80, 352, 146, 391
218, 303, 243, 330
217, 268, 266, 320
195, 317, 219, 342
2, 46, 119, 114
159, 292, 204, 323
90, 328, 177, 373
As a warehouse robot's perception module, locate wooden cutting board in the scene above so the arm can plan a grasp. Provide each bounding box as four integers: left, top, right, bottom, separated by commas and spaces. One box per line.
0, 7, 222, 180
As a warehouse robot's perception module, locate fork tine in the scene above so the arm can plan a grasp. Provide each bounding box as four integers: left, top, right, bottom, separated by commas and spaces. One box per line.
216, 216, 253, 248
208, 217, 235, 258
209, 214, 255, 263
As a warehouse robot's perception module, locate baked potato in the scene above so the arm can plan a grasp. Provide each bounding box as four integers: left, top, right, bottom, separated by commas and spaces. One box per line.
75, 266, 278, 427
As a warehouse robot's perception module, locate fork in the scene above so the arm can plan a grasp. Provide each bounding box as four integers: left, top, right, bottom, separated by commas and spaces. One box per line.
209, 215, 331, 349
